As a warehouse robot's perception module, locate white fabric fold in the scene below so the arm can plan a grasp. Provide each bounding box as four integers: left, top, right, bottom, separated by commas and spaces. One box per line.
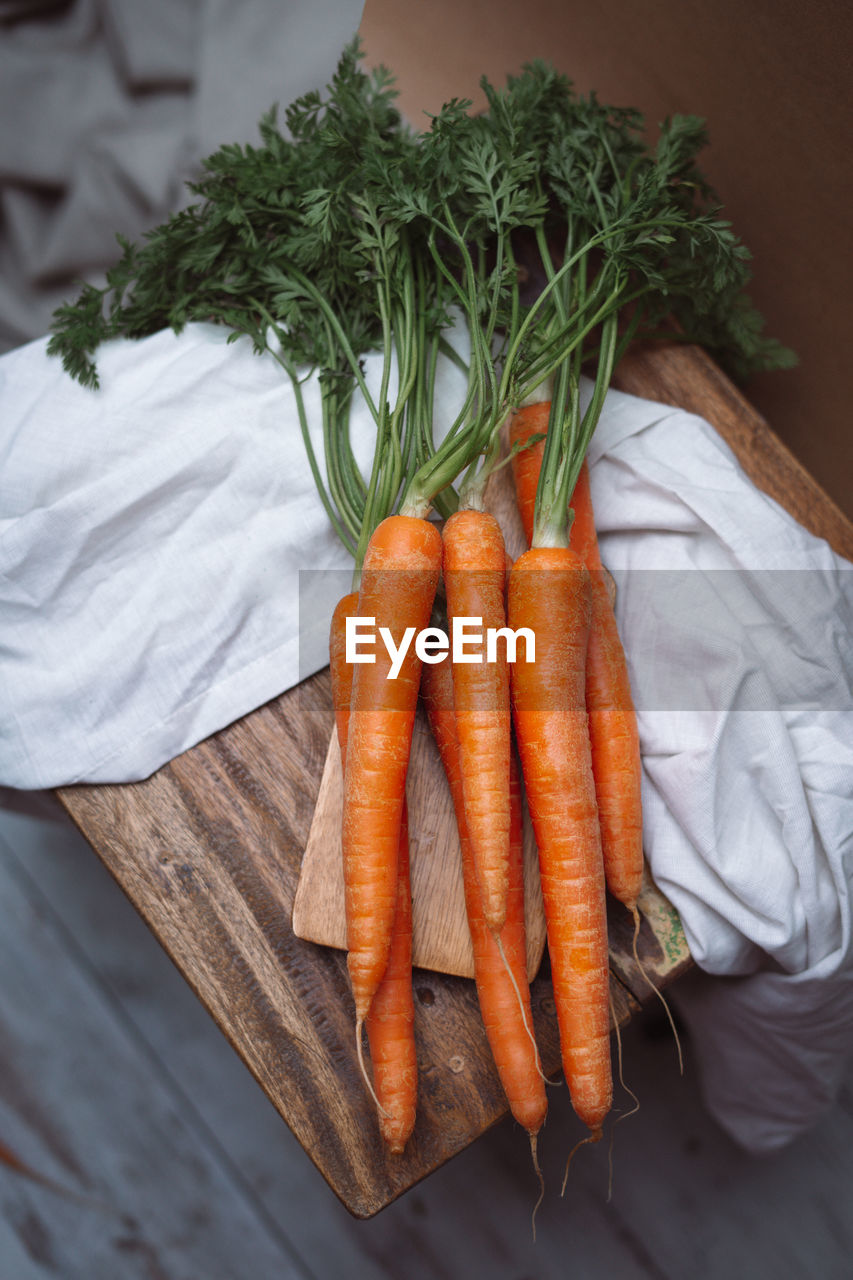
1, 322, 852, 1153
587, 387, 853, 1150
2, 325, 353, 786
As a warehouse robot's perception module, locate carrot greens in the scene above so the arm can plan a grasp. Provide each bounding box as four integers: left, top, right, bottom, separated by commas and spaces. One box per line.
470, 63, 795, 544
48, 42, 451, 569
49, 44, 792, 543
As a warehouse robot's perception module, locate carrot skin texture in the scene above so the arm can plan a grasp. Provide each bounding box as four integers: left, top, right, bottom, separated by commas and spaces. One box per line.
510, 407, 643, 912
343, 515, 442, 1020
330, 593, 417, 1153
508, 548, 612, 1135
442, 509, 511, 933
570, 463, 644, 910
421, 657, 546, 1137
364, 804, 417, 1152
509, 401, 549, 550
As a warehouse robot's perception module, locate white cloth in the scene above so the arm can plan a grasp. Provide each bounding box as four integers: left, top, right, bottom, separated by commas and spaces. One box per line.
1, 322, 852, 1153
585, 394, 853, 1152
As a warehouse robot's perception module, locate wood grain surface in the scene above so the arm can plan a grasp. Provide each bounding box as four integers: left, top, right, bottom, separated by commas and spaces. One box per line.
56, 342, 852, 1218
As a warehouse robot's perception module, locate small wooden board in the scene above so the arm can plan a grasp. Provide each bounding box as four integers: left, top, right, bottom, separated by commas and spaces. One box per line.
292, 717, 547, 980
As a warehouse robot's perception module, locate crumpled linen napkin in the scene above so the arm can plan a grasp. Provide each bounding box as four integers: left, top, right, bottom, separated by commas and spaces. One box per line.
585, 394, 853, 1152
1, 320, 852, 1153
1, 324, 369, 787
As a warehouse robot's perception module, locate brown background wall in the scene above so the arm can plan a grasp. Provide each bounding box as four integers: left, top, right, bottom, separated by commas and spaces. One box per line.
359, 0, 853, 519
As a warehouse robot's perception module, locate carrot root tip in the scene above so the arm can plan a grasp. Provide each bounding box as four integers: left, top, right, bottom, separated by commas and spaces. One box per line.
560, 1130, 601, 1197
610, 988, 641, 1122
529, 1131, 545, 1243
494, 933, 546, 1082
355, 1016, 391, 1121
631, 906, 684, 1075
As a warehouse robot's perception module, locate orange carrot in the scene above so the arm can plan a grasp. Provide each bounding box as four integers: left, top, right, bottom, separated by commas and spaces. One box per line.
343, 515, 442, 1022
570, 462, 644, 912
510, 406, 643, 915
421, 655, 546, 1140
364, 804, 418, 1150
441, 508, 511, 933
509, 401, 549, 549
508, 547, 612, 1138
330, 593, 417, 1152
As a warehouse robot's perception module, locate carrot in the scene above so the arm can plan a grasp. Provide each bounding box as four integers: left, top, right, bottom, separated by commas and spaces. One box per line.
441, 508, 511, 933
420, 655, 546, 1140
509, 401, 549, 550
330, 592, 417, 1151
513, 407, 684, 1075
570, 461, 644, 913
507, 546, 612, 1138
364, 803, 418, 1151
343, 515, 442, 1023
509, 406, 643, 915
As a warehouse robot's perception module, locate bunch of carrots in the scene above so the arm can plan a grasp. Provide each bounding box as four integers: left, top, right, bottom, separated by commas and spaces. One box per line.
48, 42, 793, 1183
338, 382, 642, 1167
